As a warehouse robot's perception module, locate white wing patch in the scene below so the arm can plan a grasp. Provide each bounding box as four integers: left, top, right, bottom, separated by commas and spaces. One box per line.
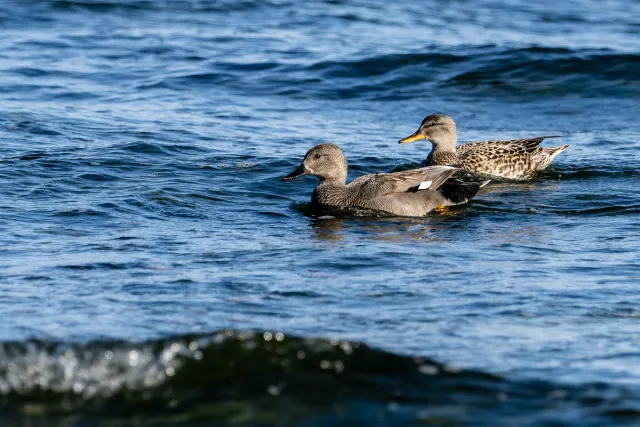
418, 180, 432, 190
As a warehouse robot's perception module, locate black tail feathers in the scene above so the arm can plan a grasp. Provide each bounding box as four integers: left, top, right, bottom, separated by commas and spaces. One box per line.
438, 170, 489, 205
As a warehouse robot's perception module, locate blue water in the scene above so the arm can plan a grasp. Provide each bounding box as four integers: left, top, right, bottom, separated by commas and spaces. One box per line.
1, 0, 639, 425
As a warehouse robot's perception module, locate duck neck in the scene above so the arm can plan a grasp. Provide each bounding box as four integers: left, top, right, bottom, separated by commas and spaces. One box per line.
316, 165, 348, 187
428, 128, 459, 165
313, 175, 348, 207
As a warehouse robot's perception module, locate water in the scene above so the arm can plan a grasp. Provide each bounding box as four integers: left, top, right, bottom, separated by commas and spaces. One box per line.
0, 0, 639, 425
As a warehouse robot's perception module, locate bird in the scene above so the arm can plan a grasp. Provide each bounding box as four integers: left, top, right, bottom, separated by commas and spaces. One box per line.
398, 114, 570, 181
282, 143, 487, 217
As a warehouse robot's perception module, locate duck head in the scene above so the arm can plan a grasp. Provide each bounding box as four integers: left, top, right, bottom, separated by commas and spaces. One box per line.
398, 114, 457, 147
283, 143, 348, 184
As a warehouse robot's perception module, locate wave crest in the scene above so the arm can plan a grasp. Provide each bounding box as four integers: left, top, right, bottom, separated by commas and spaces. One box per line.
1, 330, 637, 425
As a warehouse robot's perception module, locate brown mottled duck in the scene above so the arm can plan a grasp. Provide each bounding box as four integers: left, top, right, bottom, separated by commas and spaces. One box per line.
398, 114, 570, 181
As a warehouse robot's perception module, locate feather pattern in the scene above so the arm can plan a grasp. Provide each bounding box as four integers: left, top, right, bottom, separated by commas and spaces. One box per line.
349, 165, 457, 197
434, 136, 568, 181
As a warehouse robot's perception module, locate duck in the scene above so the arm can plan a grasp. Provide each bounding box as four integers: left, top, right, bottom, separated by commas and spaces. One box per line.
282, 143, 488, 217
398, 114, 570, 181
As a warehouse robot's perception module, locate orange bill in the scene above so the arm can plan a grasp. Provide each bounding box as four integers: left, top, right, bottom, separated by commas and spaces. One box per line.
398, 133, 426, 144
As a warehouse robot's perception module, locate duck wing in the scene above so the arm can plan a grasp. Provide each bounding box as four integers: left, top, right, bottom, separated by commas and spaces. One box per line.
456, 136, 563, 180
350, 165, 458, 199
458, 136, 562, 157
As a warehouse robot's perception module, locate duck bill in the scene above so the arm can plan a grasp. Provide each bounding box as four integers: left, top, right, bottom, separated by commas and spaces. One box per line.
282, 163, 311, 181
398, 132, 426, 144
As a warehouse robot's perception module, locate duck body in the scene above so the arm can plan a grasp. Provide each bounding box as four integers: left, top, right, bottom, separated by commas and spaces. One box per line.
401, 114, 570, 181
283, 143, 486, 217
310, 168, 483, 216
425, 137, 570, 181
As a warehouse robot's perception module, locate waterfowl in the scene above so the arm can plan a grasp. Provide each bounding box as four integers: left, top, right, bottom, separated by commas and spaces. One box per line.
283, 143, 487, 217
398, 114, 570, 181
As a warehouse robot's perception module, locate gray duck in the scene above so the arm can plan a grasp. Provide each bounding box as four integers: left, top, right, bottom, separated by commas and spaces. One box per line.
283, 143, 487, 217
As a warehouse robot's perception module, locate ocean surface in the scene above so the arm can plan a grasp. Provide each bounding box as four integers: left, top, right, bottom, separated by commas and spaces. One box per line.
0, 0, 639, 425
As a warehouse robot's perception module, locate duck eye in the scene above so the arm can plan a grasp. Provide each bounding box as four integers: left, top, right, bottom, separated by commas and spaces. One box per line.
314, 154, 322, 159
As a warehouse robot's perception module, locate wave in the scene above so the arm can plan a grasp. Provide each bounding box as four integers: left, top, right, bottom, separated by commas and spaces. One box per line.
297, 47, 640, 99
1, 330, 638, 426
48, 0, 268, 12
134, 46, 639, 101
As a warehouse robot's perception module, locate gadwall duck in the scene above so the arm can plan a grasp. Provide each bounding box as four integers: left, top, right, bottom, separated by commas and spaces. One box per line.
283, 143, 487, 217
398, 114, 570, 181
